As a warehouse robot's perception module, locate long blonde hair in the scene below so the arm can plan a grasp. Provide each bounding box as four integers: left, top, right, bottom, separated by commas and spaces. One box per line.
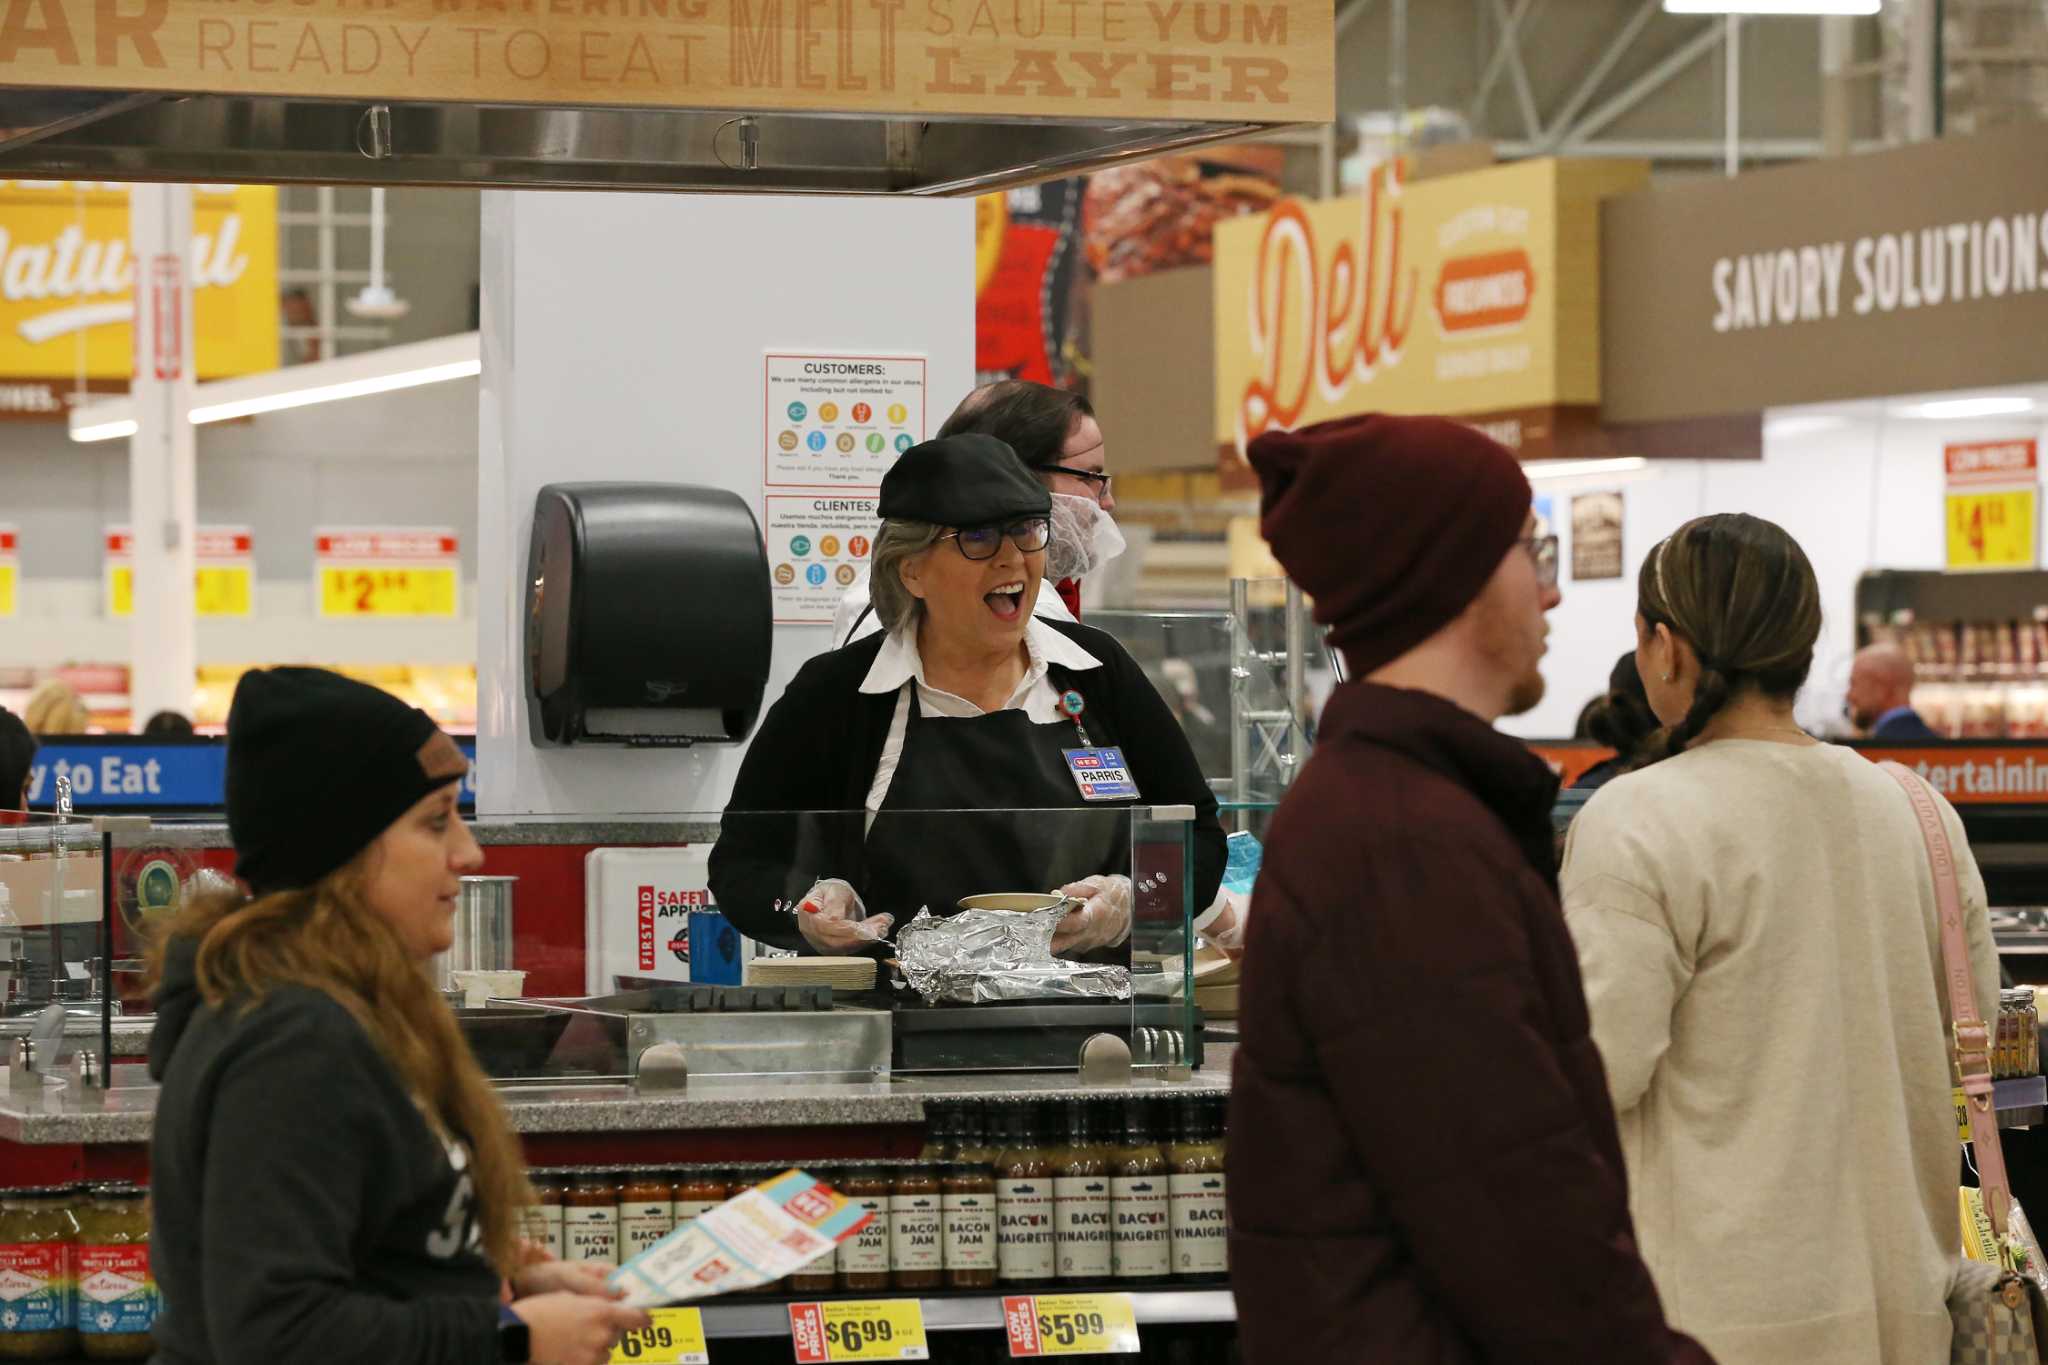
147, 863, 533, 1273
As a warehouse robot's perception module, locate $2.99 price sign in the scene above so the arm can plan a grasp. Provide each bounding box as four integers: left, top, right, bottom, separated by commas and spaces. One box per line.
1003, 1293, 1141, 1357
318, 565, 459, 618
789, 1300, 929, 1362
607, 1307, 708, 1365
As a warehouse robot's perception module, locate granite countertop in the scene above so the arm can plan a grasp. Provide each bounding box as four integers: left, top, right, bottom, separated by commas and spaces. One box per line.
0, 1044, 1235, 1146
145, 820, 722, 849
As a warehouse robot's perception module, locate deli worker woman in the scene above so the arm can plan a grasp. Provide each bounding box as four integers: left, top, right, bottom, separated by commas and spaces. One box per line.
709, 434, 1224, 955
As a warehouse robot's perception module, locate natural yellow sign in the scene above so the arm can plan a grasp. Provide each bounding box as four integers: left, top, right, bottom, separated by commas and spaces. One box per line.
106, 564, 254, 618
0, 182, 278, 380
0, 561, 14, 618
1212, 157, 1645, 453
0, 0, 1333, 125
1947, 488, 2037, 571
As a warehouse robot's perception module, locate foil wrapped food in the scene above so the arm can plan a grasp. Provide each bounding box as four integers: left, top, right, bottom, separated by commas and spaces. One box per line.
896, 905, 1131, 1005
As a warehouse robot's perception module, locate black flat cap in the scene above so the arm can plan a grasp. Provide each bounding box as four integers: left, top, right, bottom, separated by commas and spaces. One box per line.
878, 433, 1051, 527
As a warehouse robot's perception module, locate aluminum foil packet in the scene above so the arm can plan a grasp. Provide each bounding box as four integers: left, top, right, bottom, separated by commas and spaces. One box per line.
896, 905, 1131, 1005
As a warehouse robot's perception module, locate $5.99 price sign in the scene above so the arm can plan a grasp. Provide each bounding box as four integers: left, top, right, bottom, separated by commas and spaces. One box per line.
607, 1307, 709, 1365
789, 1300, 929, 1362
1003, 1293, 1141, 1357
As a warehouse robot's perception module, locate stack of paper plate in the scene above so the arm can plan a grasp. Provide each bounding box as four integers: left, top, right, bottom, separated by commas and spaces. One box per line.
743, 957, 877, 991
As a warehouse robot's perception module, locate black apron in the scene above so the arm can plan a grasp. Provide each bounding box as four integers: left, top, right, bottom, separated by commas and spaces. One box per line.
861, 676, 1135, 923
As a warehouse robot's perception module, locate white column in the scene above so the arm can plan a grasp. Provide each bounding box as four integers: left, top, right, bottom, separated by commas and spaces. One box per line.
1820, 14, 1854, 157
1724, 14, 1741, 178
1905, 0, 1939, 140
127, 184, 198, 726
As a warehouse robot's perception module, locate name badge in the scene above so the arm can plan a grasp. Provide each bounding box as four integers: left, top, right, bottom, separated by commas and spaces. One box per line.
1062, 747, 1140, 803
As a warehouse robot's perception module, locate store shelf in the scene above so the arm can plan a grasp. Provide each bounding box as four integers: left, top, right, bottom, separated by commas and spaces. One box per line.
1997, 1075, 2047, 1112
696, 1286, 1235, 1339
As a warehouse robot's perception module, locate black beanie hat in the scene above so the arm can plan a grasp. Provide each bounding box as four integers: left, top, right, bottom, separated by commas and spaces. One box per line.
226, 667, 468, 895
878, 433, 1052, 527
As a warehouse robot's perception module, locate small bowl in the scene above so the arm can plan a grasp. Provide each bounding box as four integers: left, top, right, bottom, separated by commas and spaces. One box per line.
957, 892, 1069, 914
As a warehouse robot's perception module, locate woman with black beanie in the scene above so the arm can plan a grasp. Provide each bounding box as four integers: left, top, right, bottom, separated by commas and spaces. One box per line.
145, 667, 649, 1365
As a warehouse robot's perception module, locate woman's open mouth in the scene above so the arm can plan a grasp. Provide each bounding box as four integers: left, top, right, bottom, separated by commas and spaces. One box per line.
984, 582, 1026, 621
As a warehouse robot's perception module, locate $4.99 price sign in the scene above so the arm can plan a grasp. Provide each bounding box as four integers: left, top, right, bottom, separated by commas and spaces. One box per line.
789, 1300, 929, 1362
608, 1307, 708, 1365
1003, 1293, 1141, 1357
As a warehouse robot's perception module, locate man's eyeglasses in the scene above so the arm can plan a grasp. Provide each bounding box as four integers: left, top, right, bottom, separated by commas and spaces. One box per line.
1521, 534, 1560, 589
942, 517, 1052, 561
1045, 465, 1113, 504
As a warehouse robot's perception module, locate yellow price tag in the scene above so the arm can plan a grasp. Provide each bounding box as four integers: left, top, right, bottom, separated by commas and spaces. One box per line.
195, 564, 252, 617
1947, 488, 2037, 570
318, 565, 459, 618
607, 1307, 707, 1365
106, 563, 254, 617
1002, 1293, 1140, 1357
0, 562, 14, 618
790, 1299, 929, 1362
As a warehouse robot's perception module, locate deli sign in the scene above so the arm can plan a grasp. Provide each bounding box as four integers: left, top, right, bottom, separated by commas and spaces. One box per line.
1213, 157, 1645, 457
1603, 124, 2048, 423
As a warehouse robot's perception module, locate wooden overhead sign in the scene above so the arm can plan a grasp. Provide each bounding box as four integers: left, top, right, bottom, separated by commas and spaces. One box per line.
1602, 124, 2048, 423
0, 0, 1334, 125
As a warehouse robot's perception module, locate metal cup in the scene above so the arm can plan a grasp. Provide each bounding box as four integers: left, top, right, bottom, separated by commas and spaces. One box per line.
433, 875, 517, 991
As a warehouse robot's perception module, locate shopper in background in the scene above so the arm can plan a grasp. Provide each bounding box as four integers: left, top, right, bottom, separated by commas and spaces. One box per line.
832, 380, 1124, 646
143, 709, 197, 738
714, 434, 1222, 959
1846, 640, 1941, 740
1561, 514, 1997, 1365
1571, 652, 1659, 790
0, 707, 32, 813
23, 677, 89, 735
1228, 413, 1706, 1365
146, 667, 647, 1365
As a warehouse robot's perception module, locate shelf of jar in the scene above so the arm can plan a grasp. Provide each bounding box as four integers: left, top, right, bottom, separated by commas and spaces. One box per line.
691, 1284, 1236, 1339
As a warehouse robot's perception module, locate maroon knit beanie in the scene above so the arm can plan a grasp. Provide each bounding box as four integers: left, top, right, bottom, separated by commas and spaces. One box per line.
1248, 413, 1531, 675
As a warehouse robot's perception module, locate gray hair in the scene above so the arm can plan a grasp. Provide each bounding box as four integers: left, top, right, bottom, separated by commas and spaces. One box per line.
869, 518, 945, 634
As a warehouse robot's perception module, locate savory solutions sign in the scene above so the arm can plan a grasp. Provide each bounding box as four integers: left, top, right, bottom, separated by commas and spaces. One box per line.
1602, 124, 2048, 423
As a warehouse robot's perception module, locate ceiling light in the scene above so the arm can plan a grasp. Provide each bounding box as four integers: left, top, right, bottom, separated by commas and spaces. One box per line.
1764, 415, 1850, 439
1664, 1, 1878, 13
1522, 457, 1650, 481
1894, 396, 2037, 420
69, 332, 480, 443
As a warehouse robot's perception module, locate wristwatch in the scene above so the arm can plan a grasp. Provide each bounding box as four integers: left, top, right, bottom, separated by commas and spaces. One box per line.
497, 1305, 531, 1364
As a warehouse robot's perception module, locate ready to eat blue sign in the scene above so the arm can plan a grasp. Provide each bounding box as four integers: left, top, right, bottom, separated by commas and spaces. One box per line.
26, 740, 478, 812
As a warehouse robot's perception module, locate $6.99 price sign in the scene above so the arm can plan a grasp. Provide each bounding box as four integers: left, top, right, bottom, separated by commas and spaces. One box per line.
607, 1307, 708, 1365
789, 1300, 929, 1362
1003, 1293, 1141, 1357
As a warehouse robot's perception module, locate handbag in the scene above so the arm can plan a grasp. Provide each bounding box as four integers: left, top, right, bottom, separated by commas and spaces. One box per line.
1879, 761, 2048, 1365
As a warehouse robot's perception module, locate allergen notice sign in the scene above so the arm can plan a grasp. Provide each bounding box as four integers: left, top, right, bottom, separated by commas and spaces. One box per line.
765, 353, 925, 489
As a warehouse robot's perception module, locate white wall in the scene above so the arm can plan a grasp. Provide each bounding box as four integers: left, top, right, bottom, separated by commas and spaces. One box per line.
475, 192, 974, 819
1503, 412, 2048, 739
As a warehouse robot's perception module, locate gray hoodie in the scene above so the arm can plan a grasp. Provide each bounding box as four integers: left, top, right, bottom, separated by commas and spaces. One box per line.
147, 937, 501, 1365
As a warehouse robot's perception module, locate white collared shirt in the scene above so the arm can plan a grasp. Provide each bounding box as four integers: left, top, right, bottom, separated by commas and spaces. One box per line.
859, 616, 1103, 821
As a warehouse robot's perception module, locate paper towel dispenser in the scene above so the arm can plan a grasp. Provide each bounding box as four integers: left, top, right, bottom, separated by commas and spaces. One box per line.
527, 483, 771, 747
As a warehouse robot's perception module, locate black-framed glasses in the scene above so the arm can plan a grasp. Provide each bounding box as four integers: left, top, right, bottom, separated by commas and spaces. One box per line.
1045, 465, 1113, 504
941, 517, 1052, 561
1521, 534, 1560, 588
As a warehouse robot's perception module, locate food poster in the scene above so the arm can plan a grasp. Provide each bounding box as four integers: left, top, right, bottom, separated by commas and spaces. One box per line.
974, 151, 1282, 391
764, 354, 926, 490
765, 494, 880, 626
1571, 492, 1624, 581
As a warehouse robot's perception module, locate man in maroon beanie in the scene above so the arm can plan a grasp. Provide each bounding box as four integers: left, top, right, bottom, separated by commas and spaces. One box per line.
1226, 413, 1712, 1365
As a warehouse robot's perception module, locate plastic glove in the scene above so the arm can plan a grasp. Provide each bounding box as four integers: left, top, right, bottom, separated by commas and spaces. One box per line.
1193, 888, 1249, 956
1052, 874, 1133, 956
795, 879, 893, 954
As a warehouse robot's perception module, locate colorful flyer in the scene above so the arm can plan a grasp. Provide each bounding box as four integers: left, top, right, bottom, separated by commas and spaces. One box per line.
764, 493, 880, 626
764, 353, 925, 489
608, 1169, 872, 1308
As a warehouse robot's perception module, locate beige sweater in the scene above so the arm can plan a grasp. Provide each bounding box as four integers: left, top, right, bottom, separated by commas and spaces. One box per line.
1561, 740, 1998, 1365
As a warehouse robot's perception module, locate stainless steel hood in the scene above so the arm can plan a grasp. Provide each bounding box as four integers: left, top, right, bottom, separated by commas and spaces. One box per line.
0, 93, 1270, 196
0, 0, 1332, 194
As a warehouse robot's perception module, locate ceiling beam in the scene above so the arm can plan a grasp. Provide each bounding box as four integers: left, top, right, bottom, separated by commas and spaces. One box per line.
1563, 20, 1723, 147
1541, 0, 1662, 150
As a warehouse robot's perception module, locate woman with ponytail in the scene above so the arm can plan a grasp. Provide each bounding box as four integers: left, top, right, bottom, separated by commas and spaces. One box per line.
147, 668, 649, 1365
1560, 514, 1999, 1364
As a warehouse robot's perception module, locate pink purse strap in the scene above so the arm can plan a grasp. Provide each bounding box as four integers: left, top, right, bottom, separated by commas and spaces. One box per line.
1878, 760, 2011, 1240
